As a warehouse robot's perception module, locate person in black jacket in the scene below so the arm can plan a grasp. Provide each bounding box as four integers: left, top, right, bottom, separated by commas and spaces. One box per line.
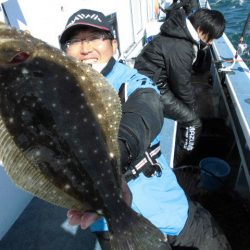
134, 7, 225, 167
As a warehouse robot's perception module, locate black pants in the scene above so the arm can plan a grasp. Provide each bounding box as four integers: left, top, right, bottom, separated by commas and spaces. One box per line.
168, 200, 232, 250
95, 201, 231, 250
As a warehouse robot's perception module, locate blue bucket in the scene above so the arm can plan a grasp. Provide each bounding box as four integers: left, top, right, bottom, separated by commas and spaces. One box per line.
199, 157, 231, 191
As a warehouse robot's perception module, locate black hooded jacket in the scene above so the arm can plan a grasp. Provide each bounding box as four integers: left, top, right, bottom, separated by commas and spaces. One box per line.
134, 9, 199, 123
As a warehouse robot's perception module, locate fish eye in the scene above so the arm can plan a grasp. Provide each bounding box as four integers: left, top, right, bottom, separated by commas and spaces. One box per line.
10, 51, 30, 64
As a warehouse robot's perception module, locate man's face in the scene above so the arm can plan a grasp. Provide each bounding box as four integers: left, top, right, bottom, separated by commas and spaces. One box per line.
197, 28, 214, 46
65, 28, 117, 65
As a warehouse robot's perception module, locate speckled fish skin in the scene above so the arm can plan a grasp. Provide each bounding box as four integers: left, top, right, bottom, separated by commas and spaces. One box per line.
0, 22, 168, 250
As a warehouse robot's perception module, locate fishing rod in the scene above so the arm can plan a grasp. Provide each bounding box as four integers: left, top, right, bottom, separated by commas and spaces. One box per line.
219, 13, 250, 72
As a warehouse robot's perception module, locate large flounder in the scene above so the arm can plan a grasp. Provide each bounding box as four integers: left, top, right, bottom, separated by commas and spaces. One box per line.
0, 22, 169, 250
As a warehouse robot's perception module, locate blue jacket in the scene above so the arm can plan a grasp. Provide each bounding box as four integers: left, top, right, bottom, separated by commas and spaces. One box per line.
91, 58, 188, 236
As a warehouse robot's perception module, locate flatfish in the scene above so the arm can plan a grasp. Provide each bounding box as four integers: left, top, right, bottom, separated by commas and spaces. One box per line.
0, 22, 170, 249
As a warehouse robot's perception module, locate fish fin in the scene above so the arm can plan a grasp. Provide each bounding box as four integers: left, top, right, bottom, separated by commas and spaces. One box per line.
109, 204, 171, 250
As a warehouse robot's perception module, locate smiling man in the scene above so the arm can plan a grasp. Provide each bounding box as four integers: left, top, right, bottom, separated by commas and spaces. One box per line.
59, 8, 231, 250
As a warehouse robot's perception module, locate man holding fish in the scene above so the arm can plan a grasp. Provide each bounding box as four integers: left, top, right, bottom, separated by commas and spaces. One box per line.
61, 8, 231, 250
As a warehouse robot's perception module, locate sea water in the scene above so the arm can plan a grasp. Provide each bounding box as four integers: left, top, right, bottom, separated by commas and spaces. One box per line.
209, 0, 250, 66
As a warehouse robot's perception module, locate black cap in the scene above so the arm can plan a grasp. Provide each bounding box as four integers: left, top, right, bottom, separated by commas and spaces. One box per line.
59, 9, 113, 46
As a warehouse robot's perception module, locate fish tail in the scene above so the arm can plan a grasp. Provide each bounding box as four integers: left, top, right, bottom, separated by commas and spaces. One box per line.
109, 204, 172, 250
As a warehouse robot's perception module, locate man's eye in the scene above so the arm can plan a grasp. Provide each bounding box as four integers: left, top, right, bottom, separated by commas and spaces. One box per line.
87, 35, 101, 41
71, 39, 82, 44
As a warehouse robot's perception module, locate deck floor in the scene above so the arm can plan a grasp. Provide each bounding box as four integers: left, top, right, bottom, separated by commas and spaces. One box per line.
0, 197, 100, 250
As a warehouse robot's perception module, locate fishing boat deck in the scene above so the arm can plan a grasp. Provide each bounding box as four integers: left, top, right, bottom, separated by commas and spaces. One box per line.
174, 66, 250, 250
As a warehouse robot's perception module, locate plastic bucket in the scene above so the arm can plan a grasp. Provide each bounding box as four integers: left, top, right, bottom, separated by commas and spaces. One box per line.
199, 157, 231, 191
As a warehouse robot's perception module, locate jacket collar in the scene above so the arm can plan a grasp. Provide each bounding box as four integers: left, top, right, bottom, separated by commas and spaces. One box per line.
101, 57, 116, 77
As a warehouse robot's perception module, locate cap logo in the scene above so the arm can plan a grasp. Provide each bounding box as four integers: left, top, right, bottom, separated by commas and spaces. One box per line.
68, 14, 102, 27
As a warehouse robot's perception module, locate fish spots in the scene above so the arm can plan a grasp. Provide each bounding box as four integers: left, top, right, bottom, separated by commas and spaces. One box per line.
73, 139, 78, 144
93, 197, 99, 202
35, 150, 41, 156
21, 68, 29, 74
109, 152, 114, 158
96, 209, 103, 215
97, 114, 102, 119
62, 168, 68, 174
39, 180, 44, 186
8, 117, 14, 123
64, 184, 71, 190
39, 131, 45, 136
